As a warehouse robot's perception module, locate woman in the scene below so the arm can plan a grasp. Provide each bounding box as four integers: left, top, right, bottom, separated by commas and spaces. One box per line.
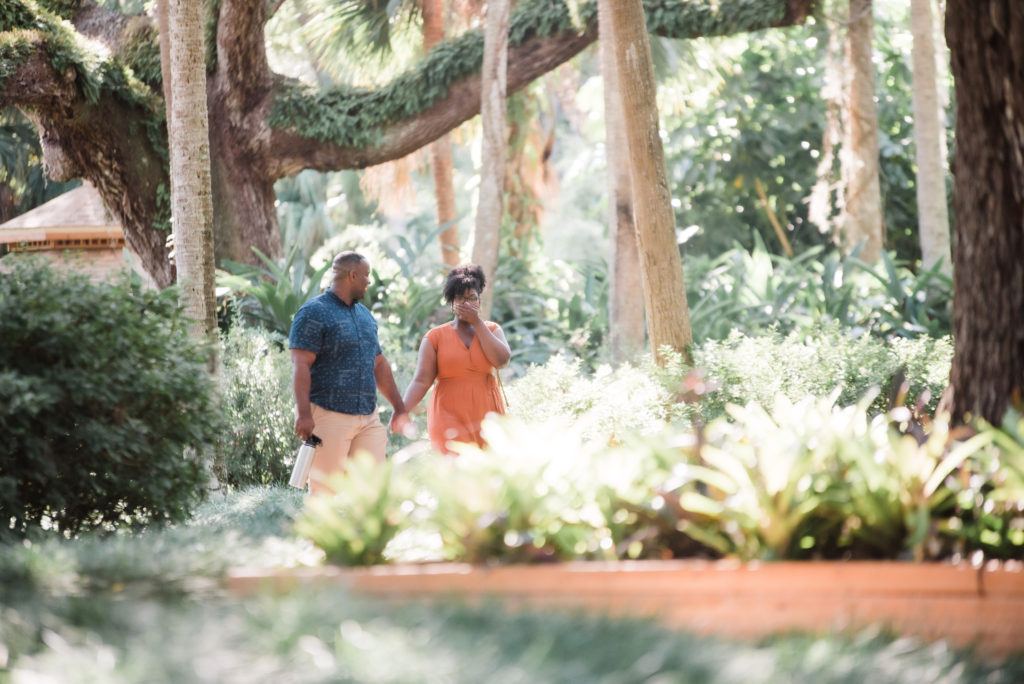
403, 265, 511, 454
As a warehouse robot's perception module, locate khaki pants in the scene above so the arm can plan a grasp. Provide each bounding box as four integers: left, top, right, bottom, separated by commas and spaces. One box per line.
308, 404, 387, 496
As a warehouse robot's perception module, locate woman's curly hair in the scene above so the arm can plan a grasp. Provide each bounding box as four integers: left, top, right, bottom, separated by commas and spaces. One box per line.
443, 264, 486, 304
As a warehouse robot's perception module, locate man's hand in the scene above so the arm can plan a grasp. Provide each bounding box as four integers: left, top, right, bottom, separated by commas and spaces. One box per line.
294, 414, 315, 441
389, 410, 416, 438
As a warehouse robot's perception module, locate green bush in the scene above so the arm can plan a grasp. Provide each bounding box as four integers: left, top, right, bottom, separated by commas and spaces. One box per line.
683, 241, 953, 344
505, 354, 686, 443
218, 326, 296, 487
694, 326, 951, 421
0, 485, 312, 603
0, 259, 218, 538
294, 452, 411, 565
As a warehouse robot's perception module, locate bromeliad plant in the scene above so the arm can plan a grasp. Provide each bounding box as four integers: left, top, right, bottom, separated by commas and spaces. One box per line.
293, 355, 1023, 566
218, 245, 333, 336
294, 452, 412, 566
664, 393, 857, 560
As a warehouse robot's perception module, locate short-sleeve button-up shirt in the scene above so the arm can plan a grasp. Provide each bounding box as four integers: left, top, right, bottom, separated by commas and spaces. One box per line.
288, 290, 382, 415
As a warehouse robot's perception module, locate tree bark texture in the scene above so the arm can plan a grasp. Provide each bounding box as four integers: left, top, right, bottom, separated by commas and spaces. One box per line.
841, 0, 884, 263
599, 0, 645, 363
1, 0, 815, 287
808, 0, 843, 242
607, 0, 692, 364
422, 0, 462, 267
910, 0, 951, 276
471, 0, 510, 320
168, 0, 218, 354
946, 1, 1024, 424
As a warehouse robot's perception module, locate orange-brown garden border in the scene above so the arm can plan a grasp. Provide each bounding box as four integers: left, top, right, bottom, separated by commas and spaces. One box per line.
227, 560, 1024, 659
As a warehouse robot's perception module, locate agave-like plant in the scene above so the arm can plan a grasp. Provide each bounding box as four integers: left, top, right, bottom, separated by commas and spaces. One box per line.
217, 245, 332, 335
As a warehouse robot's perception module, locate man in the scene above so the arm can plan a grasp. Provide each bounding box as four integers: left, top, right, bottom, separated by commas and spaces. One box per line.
289, 251, 411, 495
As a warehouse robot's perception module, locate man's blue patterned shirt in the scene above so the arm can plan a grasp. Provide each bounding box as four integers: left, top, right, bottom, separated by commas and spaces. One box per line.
288, 290, 382, 415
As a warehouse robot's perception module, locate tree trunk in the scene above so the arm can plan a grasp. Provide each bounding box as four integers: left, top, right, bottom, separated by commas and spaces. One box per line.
607, 0, 692, 365
910, 0, 951, 276
841, 0, 884, 262
504, 92, 551, 257
168, 0, 218, 361
422, 0, 461, 267
808, 0, 844, 242
471, 0, 510, 319
599, 0, 645, 363
945, 1, 1024, 424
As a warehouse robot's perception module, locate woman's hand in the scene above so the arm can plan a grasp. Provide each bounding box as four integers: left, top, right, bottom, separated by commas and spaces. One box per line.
454, 301, 482, 325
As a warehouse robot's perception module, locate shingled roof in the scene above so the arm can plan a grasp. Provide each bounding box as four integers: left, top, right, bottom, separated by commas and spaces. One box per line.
0, 182, 122, 249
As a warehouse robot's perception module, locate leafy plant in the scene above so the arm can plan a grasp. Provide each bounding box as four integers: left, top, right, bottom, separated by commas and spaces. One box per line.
217, 245, 332, 335
693, 325, 950, 421
667, 394, 851, 560
684, 241, 953, 344
217, 326, 297, 488
294, 452, 412, 565
0, 259, 218, 538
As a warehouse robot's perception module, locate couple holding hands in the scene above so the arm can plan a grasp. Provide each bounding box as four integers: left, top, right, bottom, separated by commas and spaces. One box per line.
289, 251, 510, 495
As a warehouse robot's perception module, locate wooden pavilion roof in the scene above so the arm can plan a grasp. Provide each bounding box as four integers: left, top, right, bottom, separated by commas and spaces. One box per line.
0, 182, 123, 251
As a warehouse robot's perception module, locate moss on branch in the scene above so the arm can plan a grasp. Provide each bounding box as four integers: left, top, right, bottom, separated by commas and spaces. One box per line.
1, 0, 170, 231
269, 0, 798, 148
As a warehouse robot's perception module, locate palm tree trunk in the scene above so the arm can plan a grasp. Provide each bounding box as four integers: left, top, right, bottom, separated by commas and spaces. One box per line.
607, 0, 692, 365
841, 0, 884, 262
599, 0, 644, 362
910, 0, 951, 275
422, 0, 461, 267
168, 0, 218, 367
808, 1, 843, 241
471, 0, 510, 319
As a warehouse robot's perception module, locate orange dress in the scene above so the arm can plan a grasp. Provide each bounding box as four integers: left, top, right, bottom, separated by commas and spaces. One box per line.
425, 321, 506, 454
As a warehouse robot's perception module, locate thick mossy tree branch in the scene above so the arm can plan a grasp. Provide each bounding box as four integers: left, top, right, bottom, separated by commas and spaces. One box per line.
267, 0, 815, 176
214, 0, 272, 111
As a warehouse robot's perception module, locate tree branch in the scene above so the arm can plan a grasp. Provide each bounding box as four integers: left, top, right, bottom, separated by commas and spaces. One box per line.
0, 46, 79, 110
267, 0, 815, 176
267, 0, 288, 20
214, 0, 273, 114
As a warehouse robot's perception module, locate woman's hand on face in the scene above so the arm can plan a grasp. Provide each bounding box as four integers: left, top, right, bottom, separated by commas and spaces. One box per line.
454, 301, 481, 324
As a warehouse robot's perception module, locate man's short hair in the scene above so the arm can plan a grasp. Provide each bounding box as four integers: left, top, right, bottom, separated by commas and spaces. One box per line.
333, 251, 367, 276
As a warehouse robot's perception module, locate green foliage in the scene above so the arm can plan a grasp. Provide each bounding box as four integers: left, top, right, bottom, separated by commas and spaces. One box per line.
670, 394, 851, 560
491, 253, 608, 372
362, 218, 451, 353
217, 246, 333, 336
0, 486, 310, 602
0, 109, 79, 215
1, 0, 161, 107
0, 33, 34, 92
660, 6, 929, 263
6, 586, 1020, 682
217, 326, 297, 488
295, 452, 411, 566
298, 387, 1024, 567
34, 0, 79, 20
693, 326, 951, 420
0, 0, 40, 32
119, 23, 162, 89
643, 0, 786, 38
0, 259, 219, 538
683, 241, 953, 343
506, 354, 685, 442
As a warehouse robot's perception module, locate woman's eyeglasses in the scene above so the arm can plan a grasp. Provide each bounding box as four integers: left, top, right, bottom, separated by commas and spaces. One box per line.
454, 294, 480, 304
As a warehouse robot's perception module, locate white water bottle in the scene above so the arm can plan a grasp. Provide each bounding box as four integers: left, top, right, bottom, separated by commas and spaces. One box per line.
288, 434, 322, 489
